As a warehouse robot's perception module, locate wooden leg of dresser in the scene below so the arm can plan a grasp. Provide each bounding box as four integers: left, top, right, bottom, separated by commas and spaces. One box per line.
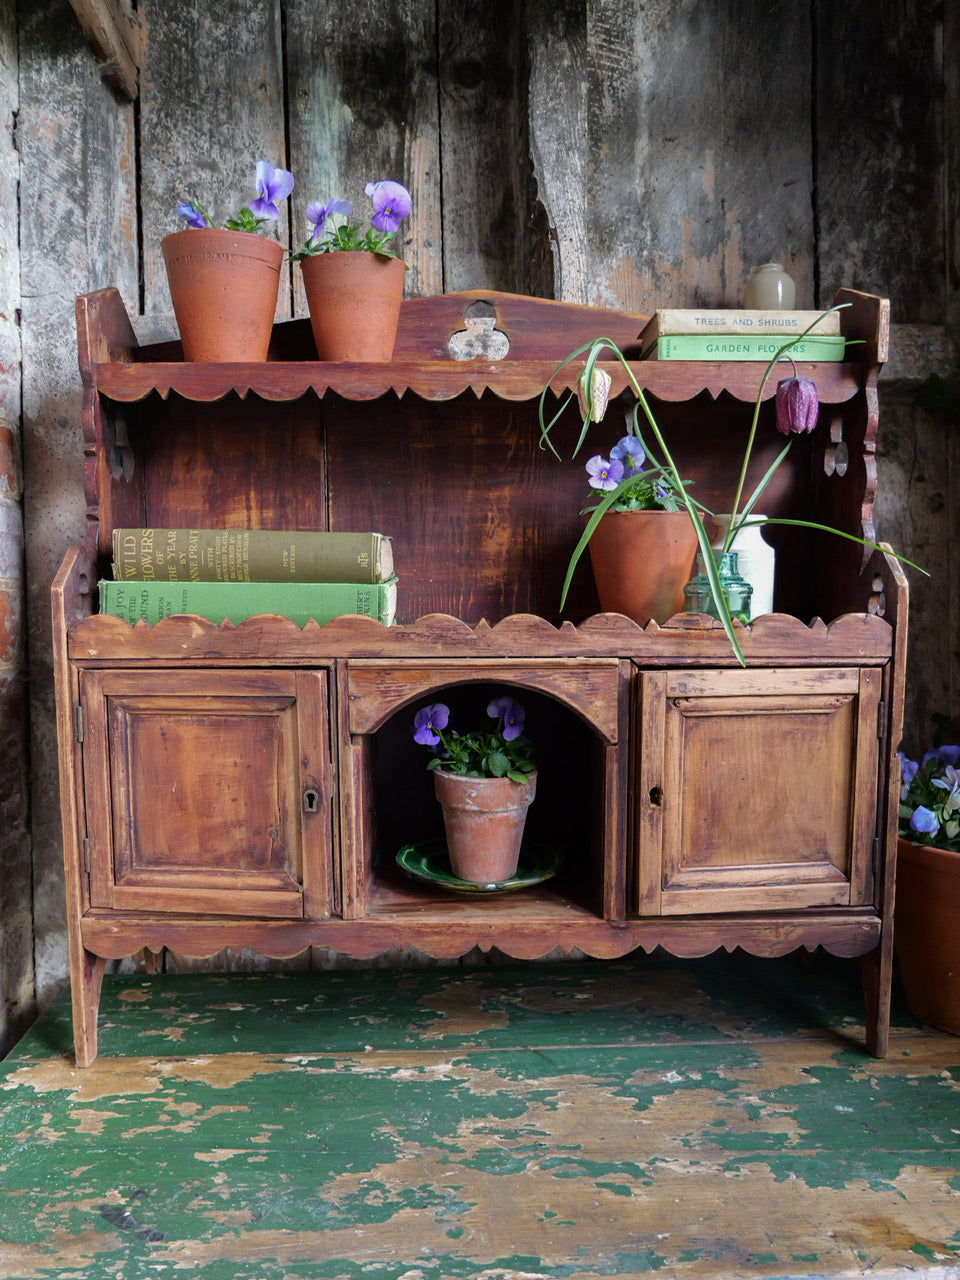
861, 944, 892, 1059
72, 950, 107, 1067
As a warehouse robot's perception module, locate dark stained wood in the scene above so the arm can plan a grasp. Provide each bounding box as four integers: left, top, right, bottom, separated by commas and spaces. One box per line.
53, 288, 905, 1064
639, 667, 881, 915
65, 609, 898, 665
77, 910, 884, 964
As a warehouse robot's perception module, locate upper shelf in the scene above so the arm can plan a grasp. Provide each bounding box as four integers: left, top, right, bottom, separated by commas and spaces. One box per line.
77, 286, 888, 407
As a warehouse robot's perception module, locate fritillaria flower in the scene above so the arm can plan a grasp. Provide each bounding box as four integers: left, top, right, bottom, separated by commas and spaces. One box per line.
576, 366, 612, 423
365, 181, 412, 234
249, 160, 295, 221
585, 455, 624, 491
306, 198, 352, 240
775, 376, 819, 435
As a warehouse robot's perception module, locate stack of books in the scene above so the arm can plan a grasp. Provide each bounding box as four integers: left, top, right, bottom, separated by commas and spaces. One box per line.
638, 308, 846, 362
99, 528, 397, 627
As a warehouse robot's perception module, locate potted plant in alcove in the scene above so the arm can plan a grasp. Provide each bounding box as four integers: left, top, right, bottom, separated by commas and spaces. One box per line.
164, 160, 295, 362
539, 315, 927, 665
290, 181, 412, 361
895, 717, 960, 1034
410, 695, 537, 885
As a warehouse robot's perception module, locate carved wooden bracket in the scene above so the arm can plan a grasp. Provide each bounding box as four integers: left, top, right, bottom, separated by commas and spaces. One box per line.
68, 0, 141, 101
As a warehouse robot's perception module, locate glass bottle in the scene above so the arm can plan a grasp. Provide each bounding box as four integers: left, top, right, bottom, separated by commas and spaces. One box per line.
683, 551, 753, 624
710, 515, 775, 618
743, 262, 796, 310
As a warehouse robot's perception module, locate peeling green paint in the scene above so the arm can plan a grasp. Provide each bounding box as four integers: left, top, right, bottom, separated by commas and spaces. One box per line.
2, 956, 960, 1279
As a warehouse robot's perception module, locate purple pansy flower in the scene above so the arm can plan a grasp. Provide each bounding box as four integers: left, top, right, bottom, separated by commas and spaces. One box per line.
775, 376, 819, 435
249, 160, 295, 221
306, 198, 352, 239
900, 753, 919, 785
365, 180, 412, 234
586, 455, 624, 491
176, 200, 208, 229
899, 752, 919, 799
488, 696, 525, 741
909, 805, 940, 835
611, 436, 646, 477
413, 703, 450, 747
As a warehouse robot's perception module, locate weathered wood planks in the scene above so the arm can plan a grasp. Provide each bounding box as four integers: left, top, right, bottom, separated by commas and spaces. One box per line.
8, 0, 958, 1034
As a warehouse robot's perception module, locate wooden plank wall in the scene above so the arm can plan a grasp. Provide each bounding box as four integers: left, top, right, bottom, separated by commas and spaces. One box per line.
0, 0, 32, 1052
5, 0, 959, 1034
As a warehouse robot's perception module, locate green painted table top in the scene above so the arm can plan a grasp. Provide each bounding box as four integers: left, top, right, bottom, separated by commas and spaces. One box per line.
2, 954, 959, 1279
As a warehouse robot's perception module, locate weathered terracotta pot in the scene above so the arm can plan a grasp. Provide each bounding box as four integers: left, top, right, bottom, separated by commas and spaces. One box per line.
433, 769, 538, 884
162, 228, 283, 362
586, 509, 699, 625
300, 251, 405, 361
895, 836, 960, 1035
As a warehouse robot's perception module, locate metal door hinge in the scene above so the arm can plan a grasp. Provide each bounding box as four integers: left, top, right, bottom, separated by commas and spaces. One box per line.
75, 705, 85, 743
877, 700, 886, 738
82, 838, 91, 872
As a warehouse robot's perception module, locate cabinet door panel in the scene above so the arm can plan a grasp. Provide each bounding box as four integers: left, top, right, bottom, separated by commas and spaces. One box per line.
80, 670, 333, 918
637, 668, 881, 915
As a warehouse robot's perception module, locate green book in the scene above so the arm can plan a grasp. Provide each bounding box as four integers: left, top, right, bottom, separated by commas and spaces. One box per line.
99, 577, 398, 627
111, 528, 394, 584
644, 333, 846, 362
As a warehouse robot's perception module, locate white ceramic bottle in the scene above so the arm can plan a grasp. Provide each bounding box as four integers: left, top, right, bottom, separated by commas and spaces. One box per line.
743, 263, 796, 310
711, 515, 776, 618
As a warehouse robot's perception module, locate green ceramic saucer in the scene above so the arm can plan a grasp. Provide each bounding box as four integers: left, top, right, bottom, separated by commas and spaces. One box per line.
395, 838, 562, 894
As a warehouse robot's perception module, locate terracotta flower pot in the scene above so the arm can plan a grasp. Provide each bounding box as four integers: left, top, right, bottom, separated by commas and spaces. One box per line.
300, 251, 405, 361
162, 228, 283, 362
586, 509, 699, 625
433, 769, 538, 884
895, 836, 960, 1035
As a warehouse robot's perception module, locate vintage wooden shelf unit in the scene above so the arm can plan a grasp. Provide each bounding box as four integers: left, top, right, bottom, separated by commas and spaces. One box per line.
53, 286, 906, 1065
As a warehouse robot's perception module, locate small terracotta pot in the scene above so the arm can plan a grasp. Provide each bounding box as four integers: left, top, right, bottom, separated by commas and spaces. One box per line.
300, 251, 405, 361
433, 769, 538, 884
895, 836, 960, 1035
162, 228, 283, 362
586, 509, 699, 625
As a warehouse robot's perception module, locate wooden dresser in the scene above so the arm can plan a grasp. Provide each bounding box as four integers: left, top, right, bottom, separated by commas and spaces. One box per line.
53, 287, 905, 1065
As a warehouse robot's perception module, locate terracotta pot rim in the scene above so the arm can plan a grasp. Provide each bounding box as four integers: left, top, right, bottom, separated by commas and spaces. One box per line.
433, 768, 538, 783
161, 226, 283, 248
897, 834, 960, 870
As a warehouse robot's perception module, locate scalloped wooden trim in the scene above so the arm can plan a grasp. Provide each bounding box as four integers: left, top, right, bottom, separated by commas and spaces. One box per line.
79, 911, 881, 963
91, 357, 864, 408
68, 606, 895, 664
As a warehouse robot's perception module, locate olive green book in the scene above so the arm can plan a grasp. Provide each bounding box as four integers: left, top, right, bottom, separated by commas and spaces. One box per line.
99, 577, 398, 627
111, 528, 394, 584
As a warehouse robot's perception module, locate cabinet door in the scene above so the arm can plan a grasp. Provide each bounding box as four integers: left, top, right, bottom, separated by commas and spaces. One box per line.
79, 669, 333, 918
636, 668, 881, 915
